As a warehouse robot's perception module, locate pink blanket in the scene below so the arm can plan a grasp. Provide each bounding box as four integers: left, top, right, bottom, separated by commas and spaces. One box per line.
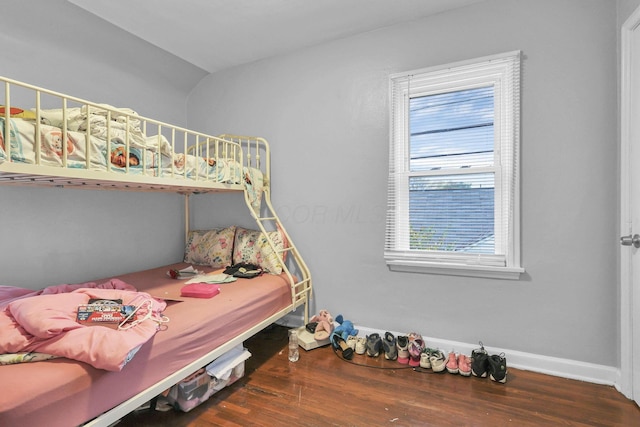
0, 279, 167, 371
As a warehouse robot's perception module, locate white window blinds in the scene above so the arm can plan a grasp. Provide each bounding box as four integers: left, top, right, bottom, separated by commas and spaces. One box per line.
385, 51, 523, 279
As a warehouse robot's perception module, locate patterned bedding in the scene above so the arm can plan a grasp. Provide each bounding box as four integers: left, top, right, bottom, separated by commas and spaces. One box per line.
0, 113, 265, 209
0, 116, 245, 181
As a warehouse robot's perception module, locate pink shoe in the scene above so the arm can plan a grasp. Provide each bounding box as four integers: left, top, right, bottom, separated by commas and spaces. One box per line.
458, 353, 471, 377
408, 334, 425, 367
446, 351, 458, 374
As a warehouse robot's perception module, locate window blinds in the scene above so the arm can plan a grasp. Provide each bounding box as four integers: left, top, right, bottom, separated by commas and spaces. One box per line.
385, 51, 521, 273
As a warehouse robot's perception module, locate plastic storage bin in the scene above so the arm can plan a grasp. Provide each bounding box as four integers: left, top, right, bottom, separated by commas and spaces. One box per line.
166, 345, 251, 412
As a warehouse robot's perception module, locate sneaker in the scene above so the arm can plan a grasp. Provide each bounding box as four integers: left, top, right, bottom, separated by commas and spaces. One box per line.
471, 342, 489, 378
429, 349, 447, 372
366, 333, 382, 357
396, 335, 409, 364
382, 332, 398, 360
487, 352, 508, 383
407, 334, 425, 367
355, 336, 367, 355
458, 353, 472, 377
346, 335, 357, 351
419, 348, 433, 369
446, 351, 459, 374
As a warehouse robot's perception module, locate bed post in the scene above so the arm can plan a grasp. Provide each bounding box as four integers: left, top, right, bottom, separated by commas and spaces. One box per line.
184, 194, 190, 245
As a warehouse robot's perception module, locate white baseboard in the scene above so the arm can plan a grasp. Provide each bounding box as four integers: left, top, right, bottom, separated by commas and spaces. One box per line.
273, 318, 620, 387
352, 326, 619, 387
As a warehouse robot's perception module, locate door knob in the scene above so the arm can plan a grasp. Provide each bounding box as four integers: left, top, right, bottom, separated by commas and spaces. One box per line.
621, 234, 640, 248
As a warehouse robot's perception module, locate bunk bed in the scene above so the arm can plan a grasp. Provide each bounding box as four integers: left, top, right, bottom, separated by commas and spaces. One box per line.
0, 75, 312, 427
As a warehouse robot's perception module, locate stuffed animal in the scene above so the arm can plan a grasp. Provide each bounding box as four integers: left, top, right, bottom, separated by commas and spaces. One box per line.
309, 309, 334, 340
330, 314, 359, 348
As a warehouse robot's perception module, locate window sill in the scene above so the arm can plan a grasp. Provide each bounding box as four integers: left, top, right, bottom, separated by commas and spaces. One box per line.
387, 260, 524, 280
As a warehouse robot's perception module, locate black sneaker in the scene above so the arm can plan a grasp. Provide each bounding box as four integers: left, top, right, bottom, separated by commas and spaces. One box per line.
487, 353, 508, 383
366, 333, 382, 357
471, 342, 489, 378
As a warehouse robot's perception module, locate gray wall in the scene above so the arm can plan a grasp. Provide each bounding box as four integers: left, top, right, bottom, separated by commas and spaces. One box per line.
188, 0, 619, 366
0, 0, 631, 370
0, 1, 206, 287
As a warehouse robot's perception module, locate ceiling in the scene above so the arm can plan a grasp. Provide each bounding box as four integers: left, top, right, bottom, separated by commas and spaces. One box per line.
68, 0, 485, 74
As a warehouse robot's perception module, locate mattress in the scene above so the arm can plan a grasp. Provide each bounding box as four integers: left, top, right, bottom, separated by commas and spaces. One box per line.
0, 262, 291, 427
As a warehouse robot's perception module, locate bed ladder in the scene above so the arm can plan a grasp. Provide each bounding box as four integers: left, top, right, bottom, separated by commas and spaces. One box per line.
243, 183, 312, 325
219, 134, 312, 325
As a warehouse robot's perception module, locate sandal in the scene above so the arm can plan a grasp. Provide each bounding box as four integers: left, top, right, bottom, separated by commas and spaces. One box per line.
382, 332, 398, 360
332, 334, 354, 360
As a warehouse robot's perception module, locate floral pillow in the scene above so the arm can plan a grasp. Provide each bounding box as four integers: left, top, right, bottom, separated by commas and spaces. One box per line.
184, 226, 236, 268
233, 227, 286, 274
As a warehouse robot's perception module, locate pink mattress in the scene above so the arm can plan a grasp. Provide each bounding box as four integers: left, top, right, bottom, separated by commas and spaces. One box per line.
0, 262, 291, 427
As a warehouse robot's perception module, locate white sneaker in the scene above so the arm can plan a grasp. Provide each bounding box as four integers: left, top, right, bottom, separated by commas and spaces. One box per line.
346, 335, 357, 350
355, 336, 367, 354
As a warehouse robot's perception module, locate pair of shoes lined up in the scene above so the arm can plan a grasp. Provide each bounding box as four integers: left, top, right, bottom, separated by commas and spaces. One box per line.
397, 332, 431, 367
418, 348, 447, 373
470, 342, 508, 383
444, 351, 472, 376
363, 332, 398, 360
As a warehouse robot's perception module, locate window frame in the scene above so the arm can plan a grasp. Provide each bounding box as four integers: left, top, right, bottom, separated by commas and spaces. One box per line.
385, 51, 524, 280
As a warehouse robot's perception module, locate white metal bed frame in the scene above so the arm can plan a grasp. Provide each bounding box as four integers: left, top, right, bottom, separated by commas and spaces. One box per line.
0, 75, 312, 426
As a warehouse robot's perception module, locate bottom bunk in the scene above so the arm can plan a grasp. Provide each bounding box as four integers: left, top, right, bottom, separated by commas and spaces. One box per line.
0, 262, 306, 427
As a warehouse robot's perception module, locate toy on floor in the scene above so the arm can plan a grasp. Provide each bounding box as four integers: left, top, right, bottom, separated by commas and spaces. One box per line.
309, 309, 334, 341
330, 314, 359, 343
330, 314, 359, 360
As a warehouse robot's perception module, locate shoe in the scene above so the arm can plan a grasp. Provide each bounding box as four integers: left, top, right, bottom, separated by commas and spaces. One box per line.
471, 342, 489, 378
346, 335, 357, 351
355, 337, 367, 355
396, 335, 409, 364
458, 353, 472, 377
419, 348, 432, 369
366, 333, 382, 357
382, 332, 398, 360
305, 322, 318, 334
332, 334, 354, 360
407, 333, 425, 367
429, 349, 447, 372
446, 351, 459, 374
487, 353, 508, 383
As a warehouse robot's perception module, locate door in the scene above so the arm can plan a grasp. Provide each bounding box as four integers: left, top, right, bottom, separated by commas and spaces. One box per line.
620, 5, 640, 406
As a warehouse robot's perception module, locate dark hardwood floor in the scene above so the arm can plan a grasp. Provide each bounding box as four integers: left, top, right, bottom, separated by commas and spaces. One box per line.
117, 325, 640, 427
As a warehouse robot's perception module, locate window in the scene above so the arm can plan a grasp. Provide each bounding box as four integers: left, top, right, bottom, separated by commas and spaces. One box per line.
384, 51, 523, 279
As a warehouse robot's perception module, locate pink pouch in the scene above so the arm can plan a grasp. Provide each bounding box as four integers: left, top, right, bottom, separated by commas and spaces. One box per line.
180, 283, 221, 299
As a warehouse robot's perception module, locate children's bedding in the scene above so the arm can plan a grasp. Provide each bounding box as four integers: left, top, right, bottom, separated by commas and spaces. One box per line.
0, 117, 108, 169
39, 104, 173, 155
0, 263, 292, 427
0, 116, 253, 184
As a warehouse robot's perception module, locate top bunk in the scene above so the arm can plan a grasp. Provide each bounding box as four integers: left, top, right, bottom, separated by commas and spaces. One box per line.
0, 75, 269, 194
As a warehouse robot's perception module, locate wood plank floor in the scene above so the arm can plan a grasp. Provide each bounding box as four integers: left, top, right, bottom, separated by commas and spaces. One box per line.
117, 324, 640, 427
